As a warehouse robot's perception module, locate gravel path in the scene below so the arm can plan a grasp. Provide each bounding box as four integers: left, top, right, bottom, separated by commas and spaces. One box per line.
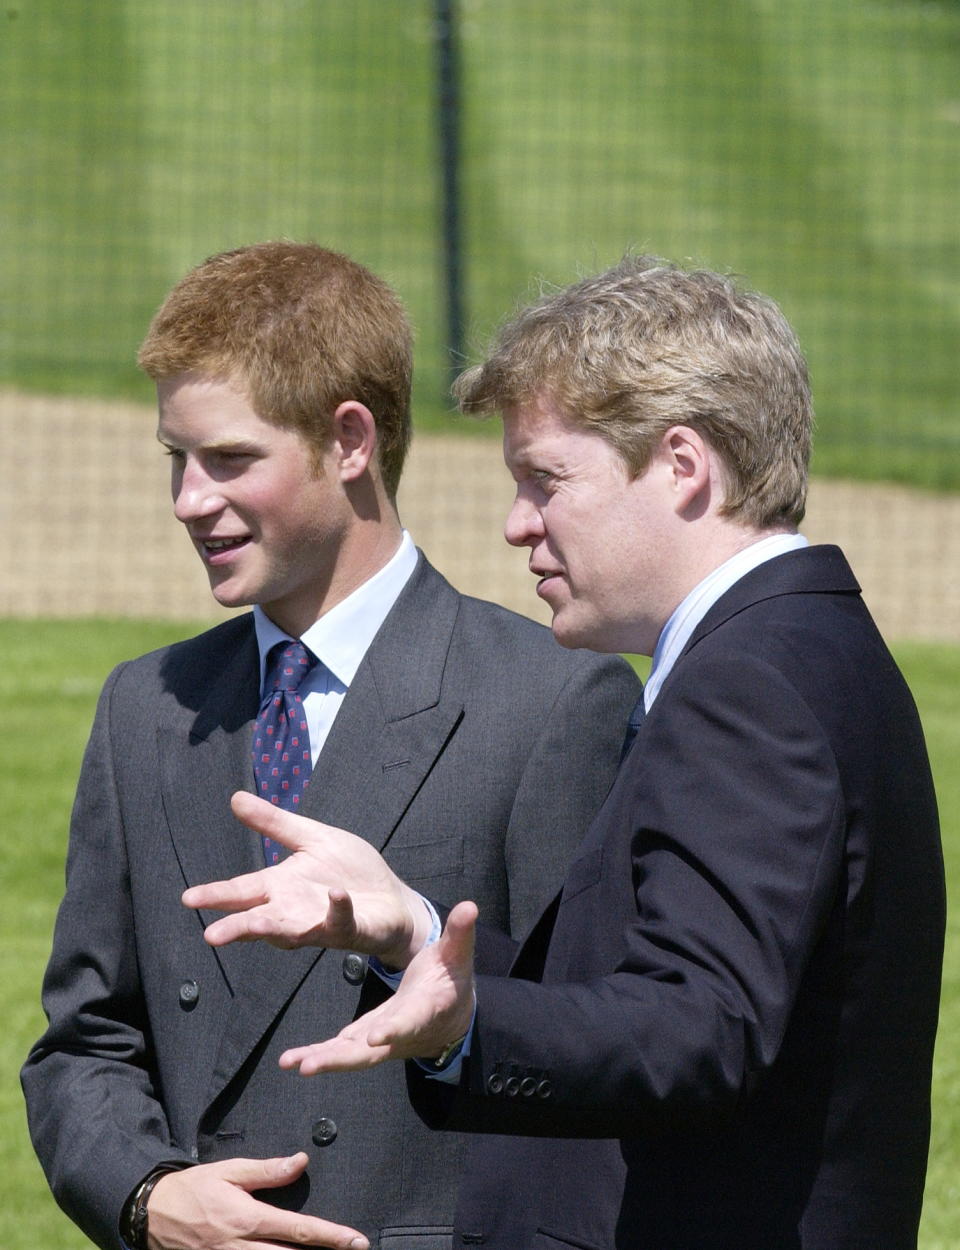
3, 390, 957, 642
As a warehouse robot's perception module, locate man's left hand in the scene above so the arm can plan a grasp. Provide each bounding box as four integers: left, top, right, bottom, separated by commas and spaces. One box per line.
279, 900, 479, 1075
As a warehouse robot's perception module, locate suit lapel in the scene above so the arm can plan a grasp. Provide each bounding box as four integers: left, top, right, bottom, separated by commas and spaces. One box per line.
641, 545, 860, 720
683, 544, 859, 658
299, 556, 464, 852
159, 627, 262, 908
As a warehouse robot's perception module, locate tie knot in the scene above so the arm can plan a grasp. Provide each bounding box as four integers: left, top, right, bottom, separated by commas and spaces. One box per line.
266, 640, 315, 692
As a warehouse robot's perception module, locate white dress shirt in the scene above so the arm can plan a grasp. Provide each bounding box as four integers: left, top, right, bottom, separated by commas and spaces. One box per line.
253, 531, 419, 763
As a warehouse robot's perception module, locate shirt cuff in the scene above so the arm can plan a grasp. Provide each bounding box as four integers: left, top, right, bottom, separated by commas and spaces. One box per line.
367, 894, 442, 989
417, 1000, 476, 1084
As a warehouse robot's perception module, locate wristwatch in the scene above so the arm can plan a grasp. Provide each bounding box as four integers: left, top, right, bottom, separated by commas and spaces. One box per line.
119, 1165, 183, 1250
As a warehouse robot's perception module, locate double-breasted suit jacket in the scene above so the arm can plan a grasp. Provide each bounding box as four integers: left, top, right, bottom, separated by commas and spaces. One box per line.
413, 546, 945, 1250
23, 555, 640, 1250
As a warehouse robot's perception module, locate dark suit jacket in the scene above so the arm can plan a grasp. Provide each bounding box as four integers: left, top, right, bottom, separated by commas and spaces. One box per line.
413, 545, 945, 1250
22, 555, 640, 1250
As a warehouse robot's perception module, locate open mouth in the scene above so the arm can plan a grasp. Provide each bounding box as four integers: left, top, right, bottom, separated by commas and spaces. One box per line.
200, 535, 250, 561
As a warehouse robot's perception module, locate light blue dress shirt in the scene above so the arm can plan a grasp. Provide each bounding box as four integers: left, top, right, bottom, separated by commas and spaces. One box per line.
643, 532, 809, 711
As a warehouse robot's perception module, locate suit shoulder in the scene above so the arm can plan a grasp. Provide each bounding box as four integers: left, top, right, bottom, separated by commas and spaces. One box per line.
452, 590, 636, 683
109, 614, 254, 684
410, 553, 631, 676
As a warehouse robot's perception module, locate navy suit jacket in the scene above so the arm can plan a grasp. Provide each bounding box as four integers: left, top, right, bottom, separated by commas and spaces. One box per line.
413, 546, 945, 1250
22, 555, 640, 1250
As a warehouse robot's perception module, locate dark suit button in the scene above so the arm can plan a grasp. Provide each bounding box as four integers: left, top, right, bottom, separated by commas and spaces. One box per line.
520, 1077, 537, 1097
178, 980, 200, 1010
341, 953, 367, 985
311, 1117, 338, 1147
536, 1079, 553, 1099
504, 1076, 520, 1097
486, 1073, 504, 1095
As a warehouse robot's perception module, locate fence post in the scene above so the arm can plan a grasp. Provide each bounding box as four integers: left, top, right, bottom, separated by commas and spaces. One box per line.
435, 0, 465, 396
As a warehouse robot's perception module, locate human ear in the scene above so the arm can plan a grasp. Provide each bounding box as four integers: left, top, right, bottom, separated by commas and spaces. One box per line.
332, 401, 377, 482
662, 425, 711, 511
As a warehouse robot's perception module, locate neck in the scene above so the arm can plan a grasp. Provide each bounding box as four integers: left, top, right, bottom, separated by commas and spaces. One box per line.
683, 517, 792, 589
268, 508, 405, 638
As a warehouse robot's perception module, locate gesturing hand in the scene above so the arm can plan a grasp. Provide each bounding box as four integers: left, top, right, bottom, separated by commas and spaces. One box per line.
145, 1154, 368, 1249
280, 901, 478, 1076
181, 792, 432, 969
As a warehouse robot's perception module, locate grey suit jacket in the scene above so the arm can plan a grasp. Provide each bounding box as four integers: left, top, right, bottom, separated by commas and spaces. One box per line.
23, 554, 640, 1250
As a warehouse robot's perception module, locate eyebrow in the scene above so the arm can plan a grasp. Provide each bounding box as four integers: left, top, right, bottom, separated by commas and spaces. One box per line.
155, 432, 262, 454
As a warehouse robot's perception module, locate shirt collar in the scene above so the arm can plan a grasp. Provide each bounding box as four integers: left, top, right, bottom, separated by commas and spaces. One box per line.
253, 531, 419, 688
644, 532, 809, 711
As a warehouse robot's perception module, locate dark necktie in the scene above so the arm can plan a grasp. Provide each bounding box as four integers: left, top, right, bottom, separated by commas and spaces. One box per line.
619, 693, 647, 763
252, 640, 317, 863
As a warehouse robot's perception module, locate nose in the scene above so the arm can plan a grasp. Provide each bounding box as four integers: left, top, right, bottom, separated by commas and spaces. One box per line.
172, 456, 227, 524
504, 487, 544, 548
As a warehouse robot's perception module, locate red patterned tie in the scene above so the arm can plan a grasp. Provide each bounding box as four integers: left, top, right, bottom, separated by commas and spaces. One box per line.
252, 640, 316, 863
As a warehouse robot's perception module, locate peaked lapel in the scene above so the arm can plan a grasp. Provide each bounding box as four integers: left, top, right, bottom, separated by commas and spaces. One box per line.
160, 622, 262, 914
299, 556, 464, 851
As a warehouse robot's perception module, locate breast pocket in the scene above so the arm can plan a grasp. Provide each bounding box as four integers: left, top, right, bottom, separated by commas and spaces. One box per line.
385, 836, 464, 884
378, 1228, 452, 1250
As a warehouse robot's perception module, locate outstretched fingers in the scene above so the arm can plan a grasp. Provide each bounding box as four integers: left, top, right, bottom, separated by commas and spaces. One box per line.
280, 1033, 394, 1076
279, 900, 481, 1075
230, 789, 313, 848
181, 871, 270, 918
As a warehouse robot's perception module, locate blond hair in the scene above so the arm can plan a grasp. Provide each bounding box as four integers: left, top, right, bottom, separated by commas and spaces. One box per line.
454, 256, 811, 527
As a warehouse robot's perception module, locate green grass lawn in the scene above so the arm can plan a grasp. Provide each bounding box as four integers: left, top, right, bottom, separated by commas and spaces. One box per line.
2, 0, 958, 485
0, 621, 957, 1246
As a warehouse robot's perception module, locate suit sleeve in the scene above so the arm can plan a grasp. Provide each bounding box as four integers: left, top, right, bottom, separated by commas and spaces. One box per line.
412, 649, 846, 1138
500, 652, 641, 937
20, 666, 193, 1250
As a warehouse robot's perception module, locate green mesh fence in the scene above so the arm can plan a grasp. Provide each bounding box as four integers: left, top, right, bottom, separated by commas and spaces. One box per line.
1, 0, 958, 627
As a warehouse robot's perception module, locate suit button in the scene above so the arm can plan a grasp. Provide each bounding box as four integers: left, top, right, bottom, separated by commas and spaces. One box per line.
520, 1077, 537, 1097
486, 1073, 504, 1095
341, 953, 367, 985
311, 1117, 338, 1147
504, 1077, 520, 1097
178, 980, 200, 1011
536, 1079, 553, 1099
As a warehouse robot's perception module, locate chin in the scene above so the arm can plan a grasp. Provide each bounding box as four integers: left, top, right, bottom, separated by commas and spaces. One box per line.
549, 613, 611, 653
210, 583, 254, 610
